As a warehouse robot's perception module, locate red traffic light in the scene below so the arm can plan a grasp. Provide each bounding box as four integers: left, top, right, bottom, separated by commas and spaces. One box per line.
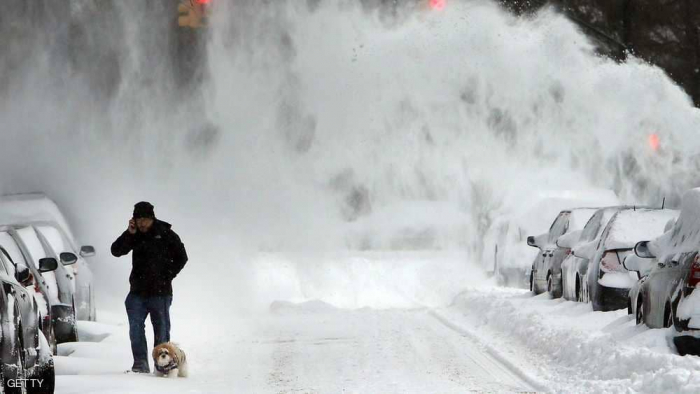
648, 133, 660, 151
429, 0, 446, 10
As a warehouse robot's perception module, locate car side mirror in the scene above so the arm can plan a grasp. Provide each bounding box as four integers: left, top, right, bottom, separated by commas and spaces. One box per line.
38, 257, 58, 273
556, 229, 583, 249
634, 241, 656, 259
527, 233, 548, 249
60, 252, 78, 266
572, 240, 597, 260
80, 245, 96, 258
14, 264, 32, 286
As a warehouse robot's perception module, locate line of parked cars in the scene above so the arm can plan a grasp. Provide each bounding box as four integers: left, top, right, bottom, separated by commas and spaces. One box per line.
482, 189, 620, 288
508, 187, 700, 356
0, 193, 97, 393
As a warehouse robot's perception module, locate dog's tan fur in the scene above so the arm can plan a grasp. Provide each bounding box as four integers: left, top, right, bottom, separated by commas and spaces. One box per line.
152, 342, 188, 378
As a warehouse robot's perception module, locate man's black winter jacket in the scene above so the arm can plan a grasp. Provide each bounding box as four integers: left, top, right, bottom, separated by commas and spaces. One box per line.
111, 220, 188, 297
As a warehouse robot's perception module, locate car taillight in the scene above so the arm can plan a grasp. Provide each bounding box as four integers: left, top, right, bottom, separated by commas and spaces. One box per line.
566, 248, 572, 256
600, 250, 622, 273
688, 255, 700, 288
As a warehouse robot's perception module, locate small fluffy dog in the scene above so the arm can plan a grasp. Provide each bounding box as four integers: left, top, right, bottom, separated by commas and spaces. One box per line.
152, 342, 188, 378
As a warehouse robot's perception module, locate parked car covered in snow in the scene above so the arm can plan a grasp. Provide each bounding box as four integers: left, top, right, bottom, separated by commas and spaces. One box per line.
623, 217, 677, 327
573, 208, 679, 312
0, 240, 56, 394
528, 207, 602, 297
0, 228, 62, 354
560, 206, 643, 303
0, 194, 96, 322
485, 189, 619, 289
482, 214, 535, 288
10, 224, 81, 344
627, 188, 700, 356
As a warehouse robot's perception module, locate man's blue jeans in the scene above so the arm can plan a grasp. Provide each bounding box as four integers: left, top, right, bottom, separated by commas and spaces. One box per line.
125, 292, 172, 372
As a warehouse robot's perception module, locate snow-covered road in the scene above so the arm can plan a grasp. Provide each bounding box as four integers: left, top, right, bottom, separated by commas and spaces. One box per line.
54, 304, 535, 393
262, 304, 534, 393
51, 251, 700, 394
54, 287, 700, 393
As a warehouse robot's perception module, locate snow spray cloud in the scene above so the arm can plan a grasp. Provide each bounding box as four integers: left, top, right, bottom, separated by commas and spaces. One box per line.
1, 0, 700, 310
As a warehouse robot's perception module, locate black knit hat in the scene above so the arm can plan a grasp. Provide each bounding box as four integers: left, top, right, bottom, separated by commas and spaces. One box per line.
133, 201, 155, 219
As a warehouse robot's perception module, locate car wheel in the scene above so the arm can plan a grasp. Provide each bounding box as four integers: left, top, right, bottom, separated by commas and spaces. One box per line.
3, 323, 27, 394
636, 298, 644, 325
530, 272, 534, 293
547, 273, 553, 296
47, 325, 57, 356
664, 302, 673, 329
26, 358, 53, 394
69, 298, 79, 343
27, 330, 54, 394
575, 277, 582, 303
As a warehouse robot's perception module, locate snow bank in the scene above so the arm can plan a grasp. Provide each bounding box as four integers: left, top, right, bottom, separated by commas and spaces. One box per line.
269, 300, 339, 314
54, 356, 119, 376
445, 288, 700, 393
74, 321, 121, 343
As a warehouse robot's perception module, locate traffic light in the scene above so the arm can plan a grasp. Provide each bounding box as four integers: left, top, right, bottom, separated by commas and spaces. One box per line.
429, 0, 446, 10
178, 0, 210, 29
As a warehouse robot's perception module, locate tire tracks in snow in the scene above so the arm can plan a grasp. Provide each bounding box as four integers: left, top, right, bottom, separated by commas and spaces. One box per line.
429, 309, 550, 393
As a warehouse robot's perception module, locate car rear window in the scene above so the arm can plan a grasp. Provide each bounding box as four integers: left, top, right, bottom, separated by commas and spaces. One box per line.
604, 210, 679, 250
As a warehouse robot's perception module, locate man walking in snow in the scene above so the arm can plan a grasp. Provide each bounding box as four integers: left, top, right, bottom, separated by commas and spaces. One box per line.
111, 201, 189, 373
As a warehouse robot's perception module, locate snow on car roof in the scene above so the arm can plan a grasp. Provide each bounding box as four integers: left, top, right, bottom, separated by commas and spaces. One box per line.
514, 192, 620, 235
651, 188, 700, 258
0, 193, 78, 248
604, 209, 680, 251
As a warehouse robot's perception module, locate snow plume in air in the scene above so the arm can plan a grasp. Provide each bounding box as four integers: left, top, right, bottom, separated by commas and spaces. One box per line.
1, 0, 700, 311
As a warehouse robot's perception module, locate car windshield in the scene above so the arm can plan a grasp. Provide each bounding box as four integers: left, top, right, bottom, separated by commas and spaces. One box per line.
580, 210, 604, 243
0, 249, 12, 276
580, 208, 620, 243
36, 225, 72, 255
549, 212, 570, 243
15, 226, 49, 263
